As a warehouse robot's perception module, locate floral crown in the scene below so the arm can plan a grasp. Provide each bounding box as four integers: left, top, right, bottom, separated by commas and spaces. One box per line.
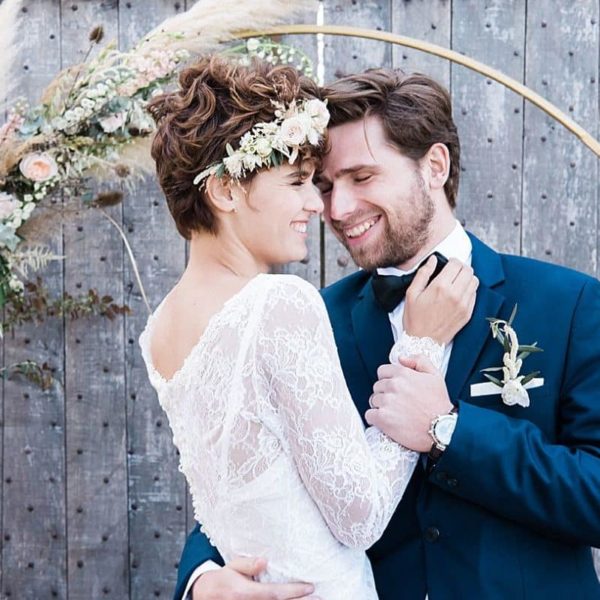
192, 98, 330, 187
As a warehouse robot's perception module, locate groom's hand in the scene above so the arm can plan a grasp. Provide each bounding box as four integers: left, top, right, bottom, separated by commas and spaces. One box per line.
191, 556, 319, 600
366, 355, 453, 452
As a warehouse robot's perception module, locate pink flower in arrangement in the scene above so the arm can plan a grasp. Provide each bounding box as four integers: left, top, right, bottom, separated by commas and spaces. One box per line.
99, 112, 127, 133
19, 152, 59, 182
0, 193, 20, 220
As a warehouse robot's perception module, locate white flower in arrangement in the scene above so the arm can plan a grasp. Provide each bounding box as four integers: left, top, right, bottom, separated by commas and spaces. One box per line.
306, 98, 330, 130
280, 116, 308, 146
242, 153, 261, 171
99, 112, 127, 133
19, 153, 59, 182
246, 38, 260, 53
0, 193, 20, 221
80, 98, 96, 110
501, 378, 530, 407
255, 137, 273, 158
223, 153, 244, 178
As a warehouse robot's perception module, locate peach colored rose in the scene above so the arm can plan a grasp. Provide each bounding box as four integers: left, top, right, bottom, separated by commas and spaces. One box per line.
19, 152, 58, 182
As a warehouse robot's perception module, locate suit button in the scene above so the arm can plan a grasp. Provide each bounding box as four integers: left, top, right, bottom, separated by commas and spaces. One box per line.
447, 478, 458, 488
425, 527, 440, 542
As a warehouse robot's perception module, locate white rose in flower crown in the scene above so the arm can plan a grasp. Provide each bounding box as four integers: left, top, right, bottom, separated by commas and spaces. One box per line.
280, 116, 308, 146
0, 193, 20, 220
99, 112, 127, 133
306, 99, 330, 131
255, 137, 273, 158
19, 152, 58, 182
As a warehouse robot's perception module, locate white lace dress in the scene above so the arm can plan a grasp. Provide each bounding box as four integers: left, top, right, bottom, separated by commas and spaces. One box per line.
139, 273, 445, 600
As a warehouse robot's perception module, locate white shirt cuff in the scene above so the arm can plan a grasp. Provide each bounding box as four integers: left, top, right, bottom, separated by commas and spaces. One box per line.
183, 561, 221, 599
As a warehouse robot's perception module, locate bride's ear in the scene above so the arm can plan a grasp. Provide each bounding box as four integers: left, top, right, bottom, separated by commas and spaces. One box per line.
204, 174, 240, 215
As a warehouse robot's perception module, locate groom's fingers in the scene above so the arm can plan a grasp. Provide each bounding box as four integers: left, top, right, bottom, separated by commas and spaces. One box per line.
250, 581, 318, 599
227, 556, 267, 577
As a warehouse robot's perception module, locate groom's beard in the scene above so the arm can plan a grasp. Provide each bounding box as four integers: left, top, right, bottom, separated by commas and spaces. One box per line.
333, 174, 435, 271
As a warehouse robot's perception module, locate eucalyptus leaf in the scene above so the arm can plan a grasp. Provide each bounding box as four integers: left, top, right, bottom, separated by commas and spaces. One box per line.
521, 371, 541, 385
480, 366, 504, 373
483, 373, 503, 387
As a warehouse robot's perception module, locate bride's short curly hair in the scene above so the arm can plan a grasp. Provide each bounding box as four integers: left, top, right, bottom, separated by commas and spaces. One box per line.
148, 55, 323, 239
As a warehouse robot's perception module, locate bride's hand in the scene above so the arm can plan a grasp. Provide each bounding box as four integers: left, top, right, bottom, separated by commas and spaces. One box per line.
403, 256, 479, 345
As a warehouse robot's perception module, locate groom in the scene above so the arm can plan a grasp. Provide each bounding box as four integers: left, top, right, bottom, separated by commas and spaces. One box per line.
176, 68, 600, 599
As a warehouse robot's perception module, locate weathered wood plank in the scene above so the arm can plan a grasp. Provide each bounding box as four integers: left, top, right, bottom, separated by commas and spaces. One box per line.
60, 1, 129, 598
1, 2, 66, 599
275, 5, 321, 288
522, 1, 599, 274
451, 0, 526, 255
391, 0, 451, 88
118, 1, 189, 597
322, 0, 392, 286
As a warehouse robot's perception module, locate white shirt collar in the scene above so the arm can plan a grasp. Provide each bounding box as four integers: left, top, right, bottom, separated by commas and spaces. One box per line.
377, 220, 472, 276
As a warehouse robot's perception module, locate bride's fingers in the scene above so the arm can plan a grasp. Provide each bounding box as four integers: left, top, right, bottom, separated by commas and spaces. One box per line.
406, 255, 437, 298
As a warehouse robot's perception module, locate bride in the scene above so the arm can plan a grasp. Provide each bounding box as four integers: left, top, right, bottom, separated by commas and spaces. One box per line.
139, 55, 477, 599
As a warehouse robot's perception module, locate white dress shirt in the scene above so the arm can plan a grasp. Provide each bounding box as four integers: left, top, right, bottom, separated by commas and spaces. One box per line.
377, 220, 472, 375
184, 221, 473, 599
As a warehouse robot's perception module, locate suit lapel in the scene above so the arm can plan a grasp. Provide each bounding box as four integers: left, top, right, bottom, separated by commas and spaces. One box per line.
445, 233, 506, 399
351, 277, 394, 384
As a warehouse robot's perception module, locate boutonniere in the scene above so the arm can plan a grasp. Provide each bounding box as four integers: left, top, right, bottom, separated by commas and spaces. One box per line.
472, 305, 544, 407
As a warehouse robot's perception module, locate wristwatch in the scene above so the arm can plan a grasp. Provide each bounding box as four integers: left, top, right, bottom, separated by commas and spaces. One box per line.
428, 407, 458, 461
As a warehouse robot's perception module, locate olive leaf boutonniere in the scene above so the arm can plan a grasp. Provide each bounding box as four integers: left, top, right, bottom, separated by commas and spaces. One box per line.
479, 305, 544, 408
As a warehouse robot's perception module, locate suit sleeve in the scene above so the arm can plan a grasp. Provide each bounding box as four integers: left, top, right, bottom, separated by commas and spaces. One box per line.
431, 277, 600, 546
173, 524, 224, 600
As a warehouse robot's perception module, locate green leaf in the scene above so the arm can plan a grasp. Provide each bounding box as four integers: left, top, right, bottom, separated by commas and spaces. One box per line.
521, 371, 541, 385
483, 373, 503, 387
508, 303, 518, 326
480, 366, 504, 373
518, 344, 543, 353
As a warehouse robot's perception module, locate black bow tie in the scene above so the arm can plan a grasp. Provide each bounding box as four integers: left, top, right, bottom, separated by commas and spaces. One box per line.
371, 252, 449, 312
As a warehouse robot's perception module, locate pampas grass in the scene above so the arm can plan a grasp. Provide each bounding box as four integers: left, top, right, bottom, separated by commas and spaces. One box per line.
133, 0, 316, 56
0, 0, 24, 105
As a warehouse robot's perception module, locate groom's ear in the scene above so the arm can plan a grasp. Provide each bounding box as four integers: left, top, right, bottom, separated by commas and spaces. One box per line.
423, 143, 450, 192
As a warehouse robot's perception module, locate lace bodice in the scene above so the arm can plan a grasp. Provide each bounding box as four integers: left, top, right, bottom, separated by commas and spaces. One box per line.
139, 274, 445, 599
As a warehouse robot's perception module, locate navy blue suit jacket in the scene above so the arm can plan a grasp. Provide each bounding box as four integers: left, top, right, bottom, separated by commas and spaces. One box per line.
174, 233, 600, 600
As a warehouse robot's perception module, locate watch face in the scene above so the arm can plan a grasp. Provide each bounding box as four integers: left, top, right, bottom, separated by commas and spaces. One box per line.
434, 415, 457, 446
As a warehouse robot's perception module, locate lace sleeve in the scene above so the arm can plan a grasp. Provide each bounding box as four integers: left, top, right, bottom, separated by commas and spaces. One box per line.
257, 276, 419, 550
388, 331, 445, 370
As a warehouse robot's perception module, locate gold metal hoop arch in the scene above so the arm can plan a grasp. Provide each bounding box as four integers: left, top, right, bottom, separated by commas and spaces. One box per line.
237, 24, 600, 159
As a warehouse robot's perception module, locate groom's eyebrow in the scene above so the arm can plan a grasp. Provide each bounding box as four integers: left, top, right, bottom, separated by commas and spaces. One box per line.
334, 164, 380, 178
315, 164, 379, 184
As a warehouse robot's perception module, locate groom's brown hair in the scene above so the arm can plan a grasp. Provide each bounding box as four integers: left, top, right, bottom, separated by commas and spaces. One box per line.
322, 68, 461, 208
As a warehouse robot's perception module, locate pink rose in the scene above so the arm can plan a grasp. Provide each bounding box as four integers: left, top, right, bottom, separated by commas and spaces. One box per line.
99, 112, 127, 133
0, 192, 20, 220
19, 152, 58, 182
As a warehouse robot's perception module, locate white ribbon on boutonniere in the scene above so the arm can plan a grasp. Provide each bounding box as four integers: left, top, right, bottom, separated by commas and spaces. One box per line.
470, 305, 544, 407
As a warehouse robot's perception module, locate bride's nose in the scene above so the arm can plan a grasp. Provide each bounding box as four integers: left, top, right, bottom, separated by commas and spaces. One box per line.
305, 184, 324, 214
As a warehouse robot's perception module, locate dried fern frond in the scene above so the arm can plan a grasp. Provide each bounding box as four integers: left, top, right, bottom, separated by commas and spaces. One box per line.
11, 244, 65, 279
132, 0, 316, 57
